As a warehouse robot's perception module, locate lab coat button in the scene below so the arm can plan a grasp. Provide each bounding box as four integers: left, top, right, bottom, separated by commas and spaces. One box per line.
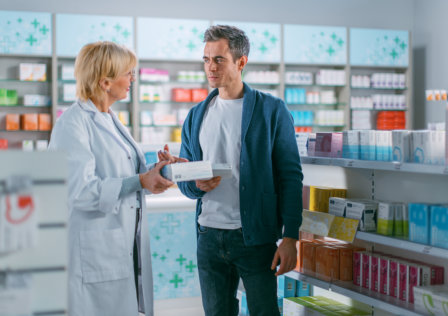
128, 156, 131, 160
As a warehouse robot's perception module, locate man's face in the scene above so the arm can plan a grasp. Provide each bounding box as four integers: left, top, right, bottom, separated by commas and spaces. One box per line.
203, 38, 244, 89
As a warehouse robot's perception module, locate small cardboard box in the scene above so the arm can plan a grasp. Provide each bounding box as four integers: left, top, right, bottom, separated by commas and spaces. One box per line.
161, 161, 213, 182
21, 113, 38, 130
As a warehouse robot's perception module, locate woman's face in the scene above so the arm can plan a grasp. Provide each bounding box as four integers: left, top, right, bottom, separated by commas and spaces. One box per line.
108, 68, 135, 101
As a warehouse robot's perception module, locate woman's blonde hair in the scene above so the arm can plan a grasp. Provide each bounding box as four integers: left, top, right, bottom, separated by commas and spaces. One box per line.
74, 41, 137, 101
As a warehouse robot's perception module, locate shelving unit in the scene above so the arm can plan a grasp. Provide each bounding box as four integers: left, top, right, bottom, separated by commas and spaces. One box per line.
285, 271, 422, 316
300, 154, 448, 315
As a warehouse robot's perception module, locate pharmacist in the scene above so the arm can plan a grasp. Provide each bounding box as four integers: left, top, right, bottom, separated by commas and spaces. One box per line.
49, 41, 179, 316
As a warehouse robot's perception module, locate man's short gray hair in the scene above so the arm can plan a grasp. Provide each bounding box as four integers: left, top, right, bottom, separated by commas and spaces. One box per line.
204, 25, 250, 61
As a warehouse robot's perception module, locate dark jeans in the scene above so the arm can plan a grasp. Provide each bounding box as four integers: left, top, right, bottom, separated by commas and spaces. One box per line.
197, 225, 280, 316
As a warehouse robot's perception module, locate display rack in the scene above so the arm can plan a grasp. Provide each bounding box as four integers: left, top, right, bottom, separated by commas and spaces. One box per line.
300, 155, 448, 315
0, 151, 68, 315
285, 271, 421, 316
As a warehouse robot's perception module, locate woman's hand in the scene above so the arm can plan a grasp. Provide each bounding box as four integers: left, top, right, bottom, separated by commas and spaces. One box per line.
139, 160, 174, 194
158, 144, 188, 163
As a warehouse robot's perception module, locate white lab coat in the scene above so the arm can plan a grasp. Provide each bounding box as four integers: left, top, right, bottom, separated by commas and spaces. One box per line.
48, 99, 154, 316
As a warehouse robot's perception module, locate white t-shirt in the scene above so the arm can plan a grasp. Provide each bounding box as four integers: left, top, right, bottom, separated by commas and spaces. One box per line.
198, 95, 243, 229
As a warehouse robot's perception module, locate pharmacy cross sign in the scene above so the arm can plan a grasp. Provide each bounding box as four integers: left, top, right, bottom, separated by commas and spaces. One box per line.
326, 45, 335, 56
176, 254, 187, 266
160, 214, 181, 234
258, 43, 268, 54
122, 29, 130, 39
39, 25, 49, 35
31, 19, 39, 29
185, 260, 197, 273
186, 40, 196, 52
26, 35, 37, 46
169, 274, 183, 288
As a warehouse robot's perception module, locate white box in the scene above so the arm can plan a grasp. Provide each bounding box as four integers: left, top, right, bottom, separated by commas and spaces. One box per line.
295, 133, 309, 157
211, 164, 232, 179
360, 130, 376, 160
35, 140, 48, 151
32, 64, 47, 81
22, 140, 34, 151
63, 84, 77, 102
19, 63, 34, 81
140, 111, 153, 126
392, 130, 410, 163
345, 200, 378, 232
329, 197, 346, 217
414, 285, 448, 316
61, 64, 75, 80
161, 161, 213, 182
23, 94, 51, 106
411, 130, 431, 164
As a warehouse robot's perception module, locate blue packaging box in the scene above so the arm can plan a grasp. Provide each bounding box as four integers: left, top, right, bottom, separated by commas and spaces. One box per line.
430, 205, 448, 249
295, 280, 310, 297
277, 275, 296, 298
409, 203, 431, 244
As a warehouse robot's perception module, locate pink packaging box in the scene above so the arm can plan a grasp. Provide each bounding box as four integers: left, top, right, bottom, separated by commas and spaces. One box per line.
315, 132, 343, 158
353, 251, 362, 286
408, 264, 421, 303
389, 259, 399, 298
362, 252, 371, 289
370, 255, 380, 292
379, 256, 390, 295
398, 262, 409, 302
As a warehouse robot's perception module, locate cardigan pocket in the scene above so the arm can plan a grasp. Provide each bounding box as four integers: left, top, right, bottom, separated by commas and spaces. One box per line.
261, 193, 278, 226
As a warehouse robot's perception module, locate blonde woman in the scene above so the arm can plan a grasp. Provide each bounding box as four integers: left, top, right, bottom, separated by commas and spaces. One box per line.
49, 41, 181, 316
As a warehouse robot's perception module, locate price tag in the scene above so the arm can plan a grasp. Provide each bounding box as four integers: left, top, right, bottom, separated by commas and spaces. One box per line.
394, 163, 401, 170
443, 167, 448, 175
311, 158, 317, 164
422, 246, 432, 254
347, 160, 354, 168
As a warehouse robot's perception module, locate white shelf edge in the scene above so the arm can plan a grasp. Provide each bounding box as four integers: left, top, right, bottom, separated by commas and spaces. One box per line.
356, 231, 448, 259
285, 271, 421, 316
301, 156, 448, 176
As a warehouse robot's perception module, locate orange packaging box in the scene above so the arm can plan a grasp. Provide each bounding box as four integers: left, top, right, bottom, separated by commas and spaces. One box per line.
302, 243, 319, 274
316, 246, 340, 280
172, 88, 192, 102
38, 113, 52, 131
0, 139, 8, 149
339, 247, 354, 281
6, 114, 20, 130
297, 240, 313, 271
191, 89, 208, 102
21, 113, 38, 130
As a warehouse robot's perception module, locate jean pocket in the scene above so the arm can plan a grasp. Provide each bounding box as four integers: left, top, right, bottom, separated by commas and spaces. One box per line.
197, 224, 208, 234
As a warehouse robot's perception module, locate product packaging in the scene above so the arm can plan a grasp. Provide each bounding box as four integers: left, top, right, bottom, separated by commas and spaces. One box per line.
21, 114, 38, 130
329, 197, 346, 217
345, 200, 378, 232
377, 202, 396, 236
430, 205, 448, 249
379, 256, 390, 295
38, 113, 51, 131
342, 130, 360, 159
414, 285, 448, 316
160, 161, 213, 182
359, 130, 376, 160
409, 203, 431, 244
277, 275, 296, 298
6, 114, 20, 130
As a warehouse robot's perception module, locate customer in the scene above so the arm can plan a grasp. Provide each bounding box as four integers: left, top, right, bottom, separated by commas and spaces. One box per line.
49, 41, 175, 316
177, 25, 303, 316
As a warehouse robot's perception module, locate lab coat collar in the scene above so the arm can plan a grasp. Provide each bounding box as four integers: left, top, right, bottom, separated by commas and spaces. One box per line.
77, 99, 146, 170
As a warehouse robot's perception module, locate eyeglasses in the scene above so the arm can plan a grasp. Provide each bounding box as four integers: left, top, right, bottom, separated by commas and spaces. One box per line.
125, 69, 136, 79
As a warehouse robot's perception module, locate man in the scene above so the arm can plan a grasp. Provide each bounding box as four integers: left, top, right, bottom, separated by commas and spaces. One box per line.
178, 25, 303, 316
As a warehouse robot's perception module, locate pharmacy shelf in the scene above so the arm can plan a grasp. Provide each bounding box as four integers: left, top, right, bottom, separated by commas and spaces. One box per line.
285, 84, 346, 88
0, 105, 51, 108
0, 79, 51, 83
350, 108, 407, 111
351, 87, 407, 91
139, 80, 206, 85
355, 232, 448, 259
0, 130, 51, 133
139, 101, 197, 105
140, 124, 182, 128
288, 103, 346, 107
245, 82, 280, 86
285, 271, 421, 316
300, 156, 448, 175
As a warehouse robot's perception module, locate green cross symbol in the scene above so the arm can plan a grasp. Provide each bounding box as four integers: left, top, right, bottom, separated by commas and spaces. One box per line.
331, 33, 337, 40
39, 25, 49, 35
186, 40, 196, 51
26, 34, 37, 46
176, 254, 187, 266
114, 23, 122, 32
160, 255, 167, 261
179, 25, 184, 30
270, 36, 278, 45
155, 235, 160, 240
7, 21, 11, 25
17, 18, 22, 23
158, 273, 164, 278
263, 30, 270, 38
169, 274, 183, 288
320, 32, 324, 36
400, 42, 407, 50
326, 45, 335, 56
258, 43, 268, 54
31, 19, 39, 29
122, 29, 130, 39
161, 214, 181, 234
390, 49, 398, 59
16, 32, 20, 37
394, 36, 400, 44
152, 252, 159, 259
101, 22, 106, 27
337, 38, 344, 47
185, 260, 197, 273
192, 27, 198, 34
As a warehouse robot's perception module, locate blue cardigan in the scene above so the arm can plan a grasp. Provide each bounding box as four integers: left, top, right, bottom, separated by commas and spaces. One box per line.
178, 83, 303, 246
